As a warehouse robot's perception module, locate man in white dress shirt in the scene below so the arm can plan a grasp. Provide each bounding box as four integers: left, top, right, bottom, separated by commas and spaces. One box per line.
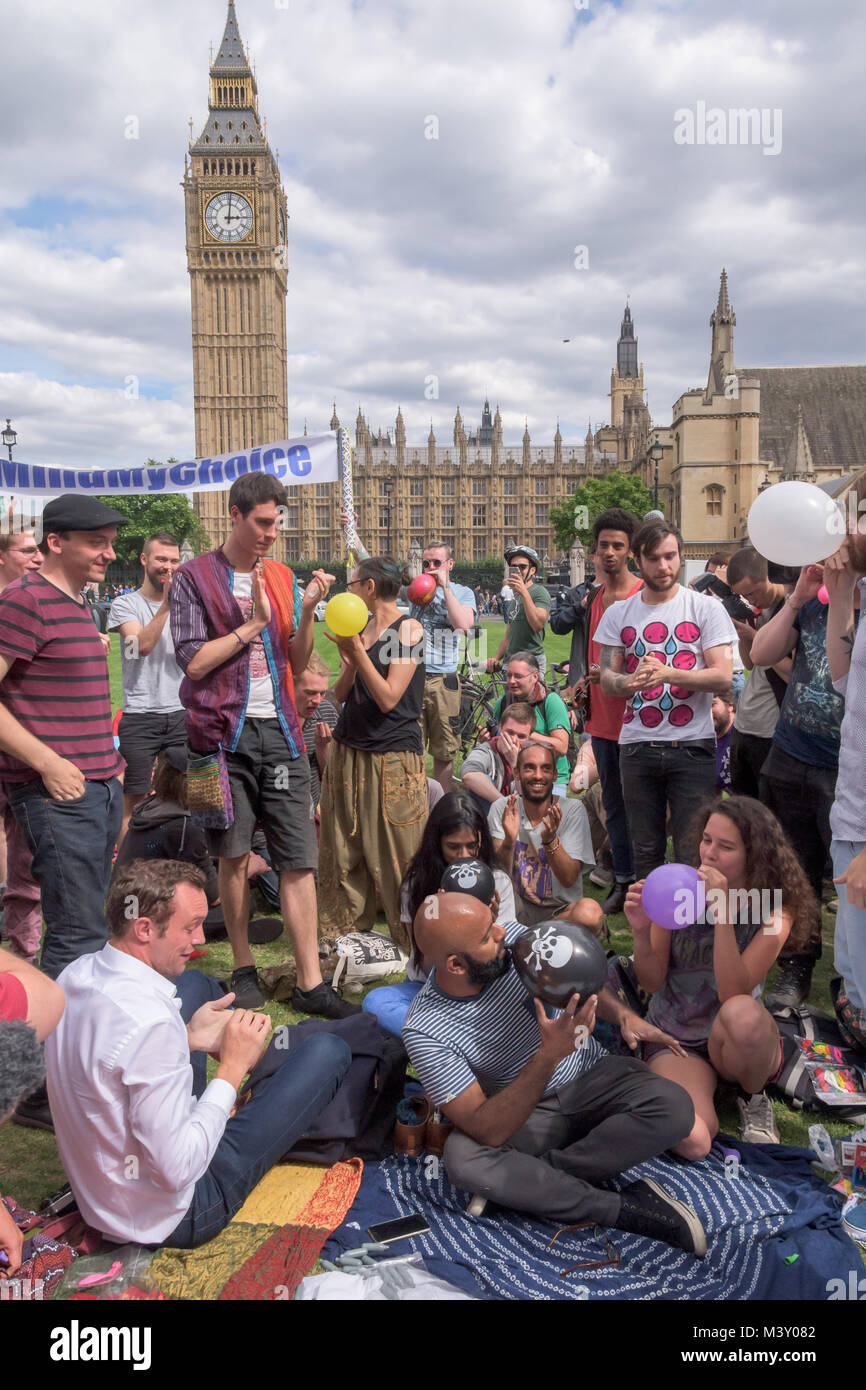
45, 859, 351, 1248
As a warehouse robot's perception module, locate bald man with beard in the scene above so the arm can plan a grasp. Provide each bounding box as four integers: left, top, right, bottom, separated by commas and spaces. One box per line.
402, 893, 706, 1254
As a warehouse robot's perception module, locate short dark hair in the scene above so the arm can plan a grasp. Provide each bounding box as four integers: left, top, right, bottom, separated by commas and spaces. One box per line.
355, 555, 410, 599
632, 520, 683, 563
228, 472, 289, 517
516, 739, 555, 771
38, 530, 70, 557
506, 651, 540, 673
592, 508, 640, 546
106, 859, 207, 937
144, 532, 179, 552
713, 688, 736, 707
705, 551, 732, 571
499, 700, 535, 728
727, 548, 768, 587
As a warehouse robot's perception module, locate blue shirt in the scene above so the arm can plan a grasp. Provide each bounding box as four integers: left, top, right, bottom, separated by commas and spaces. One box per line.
402, 920, 605, 1107
410, 583, 476, 674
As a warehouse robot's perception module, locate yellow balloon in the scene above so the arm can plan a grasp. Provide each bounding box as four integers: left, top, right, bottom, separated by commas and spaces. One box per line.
325, 592, 369, 637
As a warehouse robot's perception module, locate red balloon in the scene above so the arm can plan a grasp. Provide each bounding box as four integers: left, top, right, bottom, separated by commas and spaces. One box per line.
407, 574, 437, 605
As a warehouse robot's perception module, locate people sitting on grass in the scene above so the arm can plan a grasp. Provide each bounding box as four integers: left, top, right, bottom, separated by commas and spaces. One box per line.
460, 702, 535, 812
362, 792, 516, 1037
489, 741, 605, 939
623, 796, 817, 1154
45, 859, 351, 1249
402, 892, 704, 1254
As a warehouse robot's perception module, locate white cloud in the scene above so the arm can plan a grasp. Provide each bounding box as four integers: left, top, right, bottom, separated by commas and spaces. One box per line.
0, 0, 863, 469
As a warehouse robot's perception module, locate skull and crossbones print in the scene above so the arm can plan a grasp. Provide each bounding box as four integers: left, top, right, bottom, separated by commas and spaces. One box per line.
526, 925, 572, 973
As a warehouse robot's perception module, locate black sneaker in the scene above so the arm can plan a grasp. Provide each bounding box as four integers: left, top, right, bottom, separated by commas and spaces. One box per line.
12, 1083, 54, 1132
764, 957, 814, 1012
614, 1178, 707, 1257
229, 965, 265, 1009
292, 982, 362, 1020
601, 881, 633, 916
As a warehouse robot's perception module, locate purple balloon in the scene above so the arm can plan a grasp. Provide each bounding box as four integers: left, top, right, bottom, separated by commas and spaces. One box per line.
642, 863, 706, 931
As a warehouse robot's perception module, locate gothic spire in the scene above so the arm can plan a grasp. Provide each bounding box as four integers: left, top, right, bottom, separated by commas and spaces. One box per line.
711, 268, 735, 325
617, 301, 638, 380
213, 1, 250, 71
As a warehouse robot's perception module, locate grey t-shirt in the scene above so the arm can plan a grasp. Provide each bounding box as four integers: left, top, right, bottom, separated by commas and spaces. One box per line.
108, 590, 184, 714
734, 607, 784, 740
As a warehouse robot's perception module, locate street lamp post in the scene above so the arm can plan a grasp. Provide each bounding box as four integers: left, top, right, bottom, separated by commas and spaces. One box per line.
2, 419, 17, 463
649, 440, 664, 509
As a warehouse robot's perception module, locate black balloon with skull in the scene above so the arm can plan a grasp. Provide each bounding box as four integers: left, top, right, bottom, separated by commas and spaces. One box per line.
439, 858, 496, 904
512, 920, 608, 1007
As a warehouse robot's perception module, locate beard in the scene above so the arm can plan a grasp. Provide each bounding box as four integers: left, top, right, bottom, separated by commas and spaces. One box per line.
463, 946, 511, 988
641, 572, 679, 592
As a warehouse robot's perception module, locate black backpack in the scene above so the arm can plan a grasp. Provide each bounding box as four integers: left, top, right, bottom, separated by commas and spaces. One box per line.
769, 1004, 866, 1123
241, 1013, 408, 1164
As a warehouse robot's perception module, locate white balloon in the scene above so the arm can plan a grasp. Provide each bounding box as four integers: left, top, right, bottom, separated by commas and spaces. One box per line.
747, 482, 844, 566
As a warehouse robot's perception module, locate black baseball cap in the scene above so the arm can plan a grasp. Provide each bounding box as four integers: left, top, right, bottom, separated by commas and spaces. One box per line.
41, 495, 129, 534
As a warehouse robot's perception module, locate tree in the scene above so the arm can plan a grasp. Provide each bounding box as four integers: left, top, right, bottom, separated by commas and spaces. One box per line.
98, 464, 211, 568
551, 473, 655, 551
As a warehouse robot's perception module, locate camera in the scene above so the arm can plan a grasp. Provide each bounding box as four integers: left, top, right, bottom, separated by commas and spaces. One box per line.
691, 570, 757, 625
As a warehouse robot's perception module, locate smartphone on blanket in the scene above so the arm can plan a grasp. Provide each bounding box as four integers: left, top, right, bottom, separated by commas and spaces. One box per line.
367, 1213, 431, 1245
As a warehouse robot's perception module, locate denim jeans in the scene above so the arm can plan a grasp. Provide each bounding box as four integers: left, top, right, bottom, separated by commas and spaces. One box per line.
759, 744, 834, 962
618, 739, 716, 880
831, 840, 866, 1016
165, 1021, 352, 1249
591, 736, 634, 882
8, 777, 122, 980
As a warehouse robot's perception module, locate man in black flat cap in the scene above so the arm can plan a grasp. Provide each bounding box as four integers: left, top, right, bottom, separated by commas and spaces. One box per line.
0, 496, 128, 1007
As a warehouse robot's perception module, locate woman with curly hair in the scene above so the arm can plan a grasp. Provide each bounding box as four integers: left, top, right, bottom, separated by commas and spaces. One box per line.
362, 793, 516, 1037
624, 795, 817, 1155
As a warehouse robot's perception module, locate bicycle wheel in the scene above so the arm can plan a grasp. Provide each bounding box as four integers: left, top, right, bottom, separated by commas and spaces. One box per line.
457, 680, 498, 757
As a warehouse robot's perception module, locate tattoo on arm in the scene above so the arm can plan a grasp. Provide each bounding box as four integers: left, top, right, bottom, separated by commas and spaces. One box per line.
599, 644, 629, 693
841, 630, 855, 649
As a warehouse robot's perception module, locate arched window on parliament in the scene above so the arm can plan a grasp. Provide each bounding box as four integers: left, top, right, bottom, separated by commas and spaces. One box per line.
705, 484, 724, 517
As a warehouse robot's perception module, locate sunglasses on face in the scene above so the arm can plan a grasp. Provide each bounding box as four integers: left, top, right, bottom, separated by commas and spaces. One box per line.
422, 559, 444, 569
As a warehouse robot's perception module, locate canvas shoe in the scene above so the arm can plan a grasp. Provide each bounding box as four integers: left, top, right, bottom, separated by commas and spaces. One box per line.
736, 1091, 780, 1145
614, 1178, 707, 1257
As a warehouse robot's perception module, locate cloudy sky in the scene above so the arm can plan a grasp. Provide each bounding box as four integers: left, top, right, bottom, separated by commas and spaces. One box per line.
1, 0, 864, 469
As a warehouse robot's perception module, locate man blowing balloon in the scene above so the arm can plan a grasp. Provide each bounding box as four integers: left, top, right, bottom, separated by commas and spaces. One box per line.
401, 892, 707, 1255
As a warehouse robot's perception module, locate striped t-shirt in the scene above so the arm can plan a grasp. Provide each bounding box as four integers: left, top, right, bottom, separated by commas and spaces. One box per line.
0, 573, 123, 784
402, 920, 605, 1107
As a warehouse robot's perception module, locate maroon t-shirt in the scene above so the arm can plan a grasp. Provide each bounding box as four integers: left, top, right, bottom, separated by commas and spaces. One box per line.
0, 573, 123, 784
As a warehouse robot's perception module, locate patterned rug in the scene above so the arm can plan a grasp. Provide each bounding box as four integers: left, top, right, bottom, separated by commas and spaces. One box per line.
149, 1159, 363, 1300
324, 1142, 862, 1301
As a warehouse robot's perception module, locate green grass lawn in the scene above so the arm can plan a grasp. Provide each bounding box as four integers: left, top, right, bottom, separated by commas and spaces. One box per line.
1, 625, 855, 1210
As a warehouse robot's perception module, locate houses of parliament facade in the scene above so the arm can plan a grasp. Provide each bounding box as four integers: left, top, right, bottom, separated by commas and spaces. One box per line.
186, 5, 866, 567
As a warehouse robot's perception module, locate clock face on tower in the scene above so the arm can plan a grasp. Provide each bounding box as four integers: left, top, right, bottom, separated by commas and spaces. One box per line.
204, 191, 254, 243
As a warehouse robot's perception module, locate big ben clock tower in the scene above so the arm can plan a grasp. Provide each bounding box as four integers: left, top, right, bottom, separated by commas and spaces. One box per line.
183, 1, 289, 547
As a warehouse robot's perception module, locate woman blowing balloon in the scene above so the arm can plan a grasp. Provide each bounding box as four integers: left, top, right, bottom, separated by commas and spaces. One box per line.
318, 557, 427, 948
624, 796, 817, 1156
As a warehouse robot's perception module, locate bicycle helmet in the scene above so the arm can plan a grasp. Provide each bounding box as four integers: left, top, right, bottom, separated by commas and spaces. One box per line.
504, 544, 540, 570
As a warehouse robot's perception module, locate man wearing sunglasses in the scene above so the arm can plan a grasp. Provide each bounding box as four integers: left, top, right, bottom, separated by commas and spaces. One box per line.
412, 541, 476, 792
487, 545, 551, 679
